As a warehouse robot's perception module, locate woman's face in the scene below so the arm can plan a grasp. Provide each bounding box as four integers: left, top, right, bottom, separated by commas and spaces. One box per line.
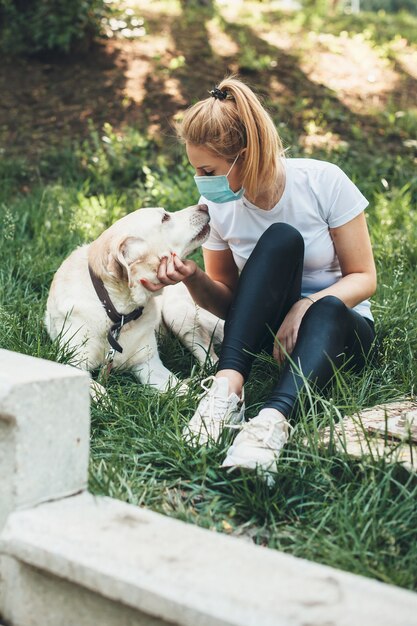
186, 143, 243, 193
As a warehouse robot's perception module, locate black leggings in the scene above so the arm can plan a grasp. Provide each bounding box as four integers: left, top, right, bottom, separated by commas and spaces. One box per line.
217, 223, 376, 419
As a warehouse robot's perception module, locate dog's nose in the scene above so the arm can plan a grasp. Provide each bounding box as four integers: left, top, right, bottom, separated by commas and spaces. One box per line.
198, 204, 208, 213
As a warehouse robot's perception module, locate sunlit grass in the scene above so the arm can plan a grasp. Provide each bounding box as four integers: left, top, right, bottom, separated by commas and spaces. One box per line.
1, 122, 416, 589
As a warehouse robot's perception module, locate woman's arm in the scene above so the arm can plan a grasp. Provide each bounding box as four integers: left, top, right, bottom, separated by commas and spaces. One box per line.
274, 212, 376, 362
184, 248, 239, 319
314, 211, 377, 305
141, 247, 239, 320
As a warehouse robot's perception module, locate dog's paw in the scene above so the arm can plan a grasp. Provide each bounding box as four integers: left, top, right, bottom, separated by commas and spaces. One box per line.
176, 380, 190, 396
159, 376, 189, 395
90, 380, 110, 404
148, 375, 189, 396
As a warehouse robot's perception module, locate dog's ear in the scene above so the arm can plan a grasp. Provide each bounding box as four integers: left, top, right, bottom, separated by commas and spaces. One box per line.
108, 236, 146, 286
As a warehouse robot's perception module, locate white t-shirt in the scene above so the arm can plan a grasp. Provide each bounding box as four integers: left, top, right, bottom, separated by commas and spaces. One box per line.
202, 158, 373, 321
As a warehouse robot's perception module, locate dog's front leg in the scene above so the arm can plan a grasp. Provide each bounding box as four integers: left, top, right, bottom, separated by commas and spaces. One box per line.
51, 322, 110, 403
132, 348, 187, 394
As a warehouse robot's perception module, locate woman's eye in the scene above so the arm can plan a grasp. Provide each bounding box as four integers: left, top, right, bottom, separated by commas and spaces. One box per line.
202, 170, 214, 176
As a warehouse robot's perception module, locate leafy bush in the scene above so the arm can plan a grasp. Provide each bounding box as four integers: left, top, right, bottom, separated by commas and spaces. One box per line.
0, 0, 108, 55
59, 123, 199, 211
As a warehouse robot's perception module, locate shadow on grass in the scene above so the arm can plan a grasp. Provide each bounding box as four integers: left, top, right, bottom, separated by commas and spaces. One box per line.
2, 2, 416, 160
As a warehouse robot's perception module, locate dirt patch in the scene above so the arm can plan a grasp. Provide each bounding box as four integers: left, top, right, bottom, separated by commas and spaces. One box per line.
300, 32, 399, 114
0, 40, 150, 157
1, 3, 416, 160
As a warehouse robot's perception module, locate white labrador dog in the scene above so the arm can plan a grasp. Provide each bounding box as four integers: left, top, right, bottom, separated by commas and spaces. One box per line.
45, 204, 223, 395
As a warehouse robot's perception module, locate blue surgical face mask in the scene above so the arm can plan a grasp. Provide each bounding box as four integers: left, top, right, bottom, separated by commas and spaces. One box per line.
194, 153, 244, 204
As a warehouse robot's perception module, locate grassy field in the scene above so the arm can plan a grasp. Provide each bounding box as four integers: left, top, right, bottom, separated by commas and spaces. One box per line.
1, 1, 417, 590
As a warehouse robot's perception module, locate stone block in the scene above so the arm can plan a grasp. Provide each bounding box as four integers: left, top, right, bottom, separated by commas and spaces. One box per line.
316, 399, 417, 471
0, 350, 90, 531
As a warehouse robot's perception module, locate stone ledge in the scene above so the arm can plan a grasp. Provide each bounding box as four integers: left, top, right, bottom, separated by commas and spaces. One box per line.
0, 554, 173, 626
1, 492, 417, 626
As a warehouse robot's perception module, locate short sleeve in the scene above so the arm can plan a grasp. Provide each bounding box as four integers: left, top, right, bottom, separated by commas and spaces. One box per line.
197, 195, 229, 251
202, 221, 229, 251
320, 164, 369, 228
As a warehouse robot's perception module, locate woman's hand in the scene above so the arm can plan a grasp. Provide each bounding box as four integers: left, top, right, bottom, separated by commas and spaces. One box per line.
273, 298, 313, 364
140, 253, 198, 292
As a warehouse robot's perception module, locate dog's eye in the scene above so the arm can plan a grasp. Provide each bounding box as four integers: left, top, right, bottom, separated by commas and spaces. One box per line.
161, 213, 171, 223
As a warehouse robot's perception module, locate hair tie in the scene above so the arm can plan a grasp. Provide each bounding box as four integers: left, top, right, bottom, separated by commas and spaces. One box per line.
209, 86, 228, 101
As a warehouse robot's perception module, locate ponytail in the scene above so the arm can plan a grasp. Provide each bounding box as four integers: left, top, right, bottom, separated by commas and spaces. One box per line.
177, 75, 284, 203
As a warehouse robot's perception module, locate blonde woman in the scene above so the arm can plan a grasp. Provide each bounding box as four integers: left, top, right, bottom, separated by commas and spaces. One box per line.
142, 77, 377, 482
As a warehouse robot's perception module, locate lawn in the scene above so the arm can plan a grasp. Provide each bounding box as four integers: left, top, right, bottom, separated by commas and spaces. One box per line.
1, 0, 416, 590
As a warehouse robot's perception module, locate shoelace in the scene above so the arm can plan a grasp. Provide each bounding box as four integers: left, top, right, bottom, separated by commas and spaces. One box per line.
198, 376, 231, 423
239, 417, 293, 448
199, 376, 218, 398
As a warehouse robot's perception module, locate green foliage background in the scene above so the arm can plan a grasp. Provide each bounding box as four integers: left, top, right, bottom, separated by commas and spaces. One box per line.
0, 0, 108, 54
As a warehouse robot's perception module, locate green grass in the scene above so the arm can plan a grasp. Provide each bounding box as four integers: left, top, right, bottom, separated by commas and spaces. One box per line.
1, 2, 417, 592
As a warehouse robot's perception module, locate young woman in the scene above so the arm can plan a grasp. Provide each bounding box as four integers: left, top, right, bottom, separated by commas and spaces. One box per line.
142, 77, 377, 481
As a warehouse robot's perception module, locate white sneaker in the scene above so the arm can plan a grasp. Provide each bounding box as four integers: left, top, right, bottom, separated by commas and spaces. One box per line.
183, 376, 245, 446
221, 409, 291, 485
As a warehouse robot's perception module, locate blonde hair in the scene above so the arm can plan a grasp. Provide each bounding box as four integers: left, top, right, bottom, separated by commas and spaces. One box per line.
177, 76, 284, 203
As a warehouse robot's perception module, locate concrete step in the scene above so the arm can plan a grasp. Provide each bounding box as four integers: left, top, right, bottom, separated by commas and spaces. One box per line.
2, 492, 417, 626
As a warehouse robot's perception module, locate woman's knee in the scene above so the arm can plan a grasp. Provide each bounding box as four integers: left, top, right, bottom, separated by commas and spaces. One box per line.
307, 295, 349, 323
258, 223, 304, 257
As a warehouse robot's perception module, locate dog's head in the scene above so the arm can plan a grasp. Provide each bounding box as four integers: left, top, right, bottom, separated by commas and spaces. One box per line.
90, 204, 210, 302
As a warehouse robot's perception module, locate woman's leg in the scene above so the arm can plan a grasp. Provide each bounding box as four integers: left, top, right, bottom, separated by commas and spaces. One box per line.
223, 296, 375, 484
218, 222, 304, 379
263, 295, 376, 418
184, 223, 304, 445
221, 299, 376, 480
